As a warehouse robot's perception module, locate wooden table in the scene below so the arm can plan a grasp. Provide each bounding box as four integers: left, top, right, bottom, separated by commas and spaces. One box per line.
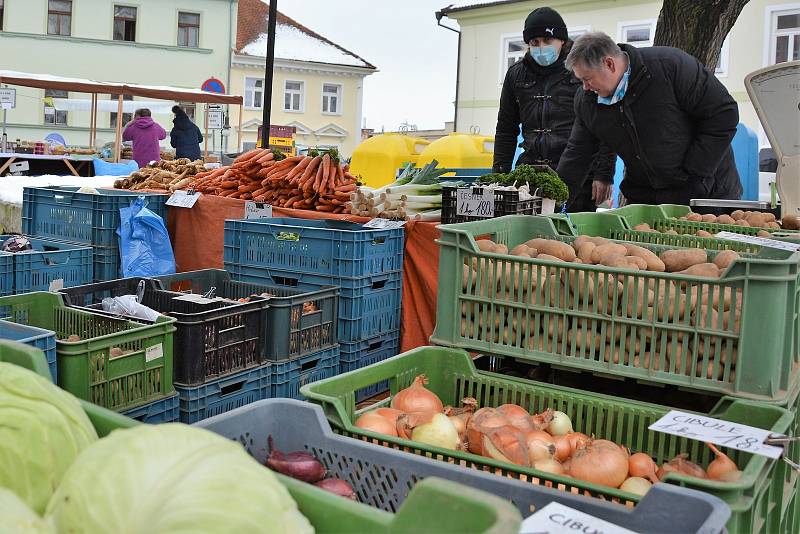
0, 153, 94, 177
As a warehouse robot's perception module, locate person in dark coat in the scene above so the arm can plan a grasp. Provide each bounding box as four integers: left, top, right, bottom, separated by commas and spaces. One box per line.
556, 32, 742, 209
493, 7, 614, 211
170, 105, 203, 160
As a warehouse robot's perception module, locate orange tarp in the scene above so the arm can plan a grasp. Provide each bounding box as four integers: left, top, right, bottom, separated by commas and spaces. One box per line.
167, 194, 439, 352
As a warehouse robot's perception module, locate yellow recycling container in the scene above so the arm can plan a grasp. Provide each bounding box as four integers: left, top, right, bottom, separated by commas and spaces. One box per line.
416, 133, 494, 172
350, 133, 429, 188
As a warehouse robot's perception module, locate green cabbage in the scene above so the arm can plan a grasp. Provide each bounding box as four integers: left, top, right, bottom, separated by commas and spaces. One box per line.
0, 363, 98, 514
0, 488, 53, 533
46, 423, 314, 534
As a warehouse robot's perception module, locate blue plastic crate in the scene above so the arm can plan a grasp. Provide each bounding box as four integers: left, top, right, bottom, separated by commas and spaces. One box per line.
0, 319, 57, 381
0, 234, 92, 293
272, 346, 339, 400
0, 253, 11, 296
92, 245, 121, 282
224, 218, 404, 279
122, 392, 179, 423
22, 186, 169, 247
340, 330, 400, 402
175, 363, 271, 424
224, 266, 402, 342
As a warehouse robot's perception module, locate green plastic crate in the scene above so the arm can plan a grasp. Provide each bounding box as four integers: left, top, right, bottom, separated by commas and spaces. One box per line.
0, 292, 175, 411
0, 340, 523, 534
432, 215, 800, 402
301, 346, 794, 534
548, 211, 762, 253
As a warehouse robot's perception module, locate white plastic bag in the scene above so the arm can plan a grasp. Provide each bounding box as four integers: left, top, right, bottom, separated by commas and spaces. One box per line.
101, 295, 160, 322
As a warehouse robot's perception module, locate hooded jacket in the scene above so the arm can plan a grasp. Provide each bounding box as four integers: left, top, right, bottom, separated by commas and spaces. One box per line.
122, 116, 166, 168
556, 44, 742, 208
170, 109, 203, 161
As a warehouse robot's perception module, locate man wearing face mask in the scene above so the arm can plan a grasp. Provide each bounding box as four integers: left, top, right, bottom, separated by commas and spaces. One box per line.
556, 32, 742, 208
493, 7, 614, 211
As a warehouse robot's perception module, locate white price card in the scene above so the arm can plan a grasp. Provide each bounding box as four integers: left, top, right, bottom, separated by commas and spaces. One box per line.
363, 218, 407, 230
48, 278, 64, 292
715, 231, 800, 252
145, 344, 164, 362
165, 190, 201, 208
244, 201, 273, 219
519, 502, 636, 534
649, 410, 784, 459
456, 187, 495, 217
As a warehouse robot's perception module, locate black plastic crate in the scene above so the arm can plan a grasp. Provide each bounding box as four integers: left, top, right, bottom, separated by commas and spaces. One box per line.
59, 277, 268, 386
441, 185, 541, 224
155, 270, 338, 362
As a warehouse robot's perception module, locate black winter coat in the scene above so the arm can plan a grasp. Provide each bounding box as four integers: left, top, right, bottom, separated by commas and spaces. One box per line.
556, 44, 742, 208
494, 49, 614, 211
170, 112, 203, 161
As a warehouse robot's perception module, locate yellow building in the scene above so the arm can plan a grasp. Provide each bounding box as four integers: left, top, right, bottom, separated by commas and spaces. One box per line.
0, 0, 237, 147
440, 0, 800, 146
230, 0, 376, 157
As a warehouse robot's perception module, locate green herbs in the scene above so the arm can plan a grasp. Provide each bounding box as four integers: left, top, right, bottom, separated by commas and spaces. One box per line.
478, 165, 569, 203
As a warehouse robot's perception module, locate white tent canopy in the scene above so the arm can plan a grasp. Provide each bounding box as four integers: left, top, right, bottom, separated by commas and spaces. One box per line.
52, 98, 177, 114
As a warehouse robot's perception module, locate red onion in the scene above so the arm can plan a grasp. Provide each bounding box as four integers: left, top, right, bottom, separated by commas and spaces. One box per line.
265, 436, 326, 483
315, 478, 356, 499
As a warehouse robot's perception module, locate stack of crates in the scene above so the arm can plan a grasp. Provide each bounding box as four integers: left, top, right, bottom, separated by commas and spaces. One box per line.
224, 218, 404, 401
0, 234, 92, 294
429, 213, 800, 533
21, 186, 170, 282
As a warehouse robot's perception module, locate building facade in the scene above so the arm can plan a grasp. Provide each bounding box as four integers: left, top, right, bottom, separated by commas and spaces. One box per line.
0, 0, 236, 147
441, 0, 800, 146
229, 0, 376, 157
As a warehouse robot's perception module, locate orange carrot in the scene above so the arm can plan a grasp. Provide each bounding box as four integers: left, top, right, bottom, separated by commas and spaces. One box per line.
256, 151, 276, 164
234, 148, 261, 163
238, 183, 262, 193
286, 156, 312, 182
316, 204, 335, 212
335, 183, 356, 193
296, 156, 320, 185
310, 159, 324, 192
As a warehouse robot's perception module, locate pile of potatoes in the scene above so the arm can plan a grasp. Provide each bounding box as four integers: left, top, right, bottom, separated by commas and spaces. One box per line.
632, 210, 800, 237
459, 236, 741, 380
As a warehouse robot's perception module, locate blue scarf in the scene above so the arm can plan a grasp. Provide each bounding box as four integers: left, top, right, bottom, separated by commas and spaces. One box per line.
597, 54, 631, 105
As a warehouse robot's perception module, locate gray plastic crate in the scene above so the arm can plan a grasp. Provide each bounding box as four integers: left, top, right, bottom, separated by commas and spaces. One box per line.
196, 399, 731, 532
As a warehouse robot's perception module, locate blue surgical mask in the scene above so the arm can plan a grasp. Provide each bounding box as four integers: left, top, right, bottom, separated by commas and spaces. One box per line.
530, 45, 558, 66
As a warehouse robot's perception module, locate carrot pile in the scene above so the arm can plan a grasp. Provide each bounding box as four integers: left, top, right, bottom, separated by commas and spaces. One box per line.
184, 148, 358, 213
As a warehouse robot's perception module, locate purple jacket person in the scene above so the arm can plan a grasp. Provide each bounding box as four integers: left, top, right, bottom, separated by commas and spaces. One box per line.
122, 108, 166, 167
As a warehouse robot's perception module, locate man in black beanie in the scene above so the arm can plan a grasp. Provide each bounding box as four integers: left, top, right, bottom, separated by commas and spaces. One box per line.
493, 7, 614, 211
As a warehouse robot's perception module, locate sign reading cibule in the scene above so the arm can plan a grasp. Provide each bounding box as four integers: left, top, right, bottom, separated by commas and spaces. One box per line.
519, 502, 636, 534
456, 187, 494, 217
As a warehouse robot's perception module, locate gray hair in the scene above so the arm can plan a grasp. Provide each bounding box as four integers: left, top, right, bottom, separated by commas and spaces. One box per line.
565, 32, 624, 71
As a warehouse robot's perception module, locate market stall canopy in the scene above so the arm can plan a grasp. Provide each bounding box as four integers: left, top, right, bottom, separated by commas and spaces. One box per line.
0, 70, 243, 104
51, 99, 177, 114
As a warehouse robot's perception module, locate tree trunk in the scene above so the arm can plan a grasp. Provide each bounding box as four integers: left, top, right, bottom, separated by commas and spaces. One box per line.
653, 0, 750, 70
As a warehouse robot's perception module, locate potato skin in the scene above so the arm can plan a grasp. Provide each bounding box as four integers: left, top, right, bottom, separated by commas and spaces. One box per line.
713, 250, 739, 270
659, 248, 707, 272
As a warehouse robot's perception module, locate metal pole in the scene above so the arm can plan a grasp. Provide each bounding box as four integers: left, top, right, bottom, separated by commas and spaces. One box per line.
113, 94, 124, 162
260, 0, 277, 148
203, 104, 209, 160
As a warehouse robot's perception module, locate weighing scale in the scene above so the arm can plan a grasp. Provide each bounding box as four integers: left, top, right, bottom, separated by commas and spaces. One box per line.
691, 60, 800, 217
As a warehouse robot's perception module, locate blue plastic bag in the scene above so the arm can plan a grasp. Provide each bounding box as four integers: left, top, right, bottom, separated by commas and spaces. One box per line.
93, 158, 139, 176
117, 196, 176, 277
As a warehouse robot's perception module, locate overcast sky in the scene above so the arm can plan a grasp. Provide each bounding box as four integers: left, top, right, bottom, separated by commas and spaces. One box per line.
278, 0, 459, 132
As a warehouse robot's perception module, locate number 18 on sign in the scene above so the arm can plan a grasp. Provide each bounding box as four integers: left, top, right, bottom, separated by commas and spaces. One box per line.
456, 188, 494, 217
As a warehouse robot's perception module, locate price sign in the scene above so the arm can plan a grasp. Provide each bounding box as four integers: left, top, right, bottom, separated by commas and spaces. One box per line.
456, 187, 494, 217
165, 190, 201, 208
207, 110, 224, 130
363, 218, 407, 230
244, 201, 273, 219
0, 88, 16, 108
145, 344, 164, 362
649, 410, 785, 459
715, 231, 800, 252
519, 502, 636, 534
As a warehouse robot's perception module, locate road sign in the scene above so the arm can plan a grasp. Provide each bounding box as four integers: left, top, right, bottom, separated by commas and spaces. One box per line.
201, 77, 226, 94
0, 88, 16, 109
207, 110, 224, 130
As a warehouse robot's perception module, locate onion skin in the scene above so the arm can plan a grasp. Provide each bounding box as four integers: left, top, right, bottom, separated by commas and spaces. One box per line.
706, 442, 739, 481
564, 432, 589, 456
620, 476, 652, 496
355, 411, 399, 437
658, 454, 707, 480
552, 434, 572, 462
629, 452, 659, 483
497, 404, 534, 433
534, 458, 566, 476
266, 436, 327, 483
531, 408, 554, 431
525, 430, 556, 463
396, 412, 435, 440
372, 407, 404, 426
483, 425, 530, 467
548, 410, 574, 436
315, 478, 357, 499
410, 413, 461, 450
444, 398, 478, 444
391, 374, 444, 414
466, 408, 509, 455
569, 439, 629, 488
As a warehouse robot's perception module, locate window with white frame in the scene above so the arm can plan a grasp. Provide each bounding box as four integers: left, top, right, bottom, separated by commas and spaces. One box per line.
502, 35, 527, 72
619, 21, 656, 47
771, 9, 800, 64
715, 37, 730, 77
44, 89, 67, 125
322, 83, 342, 114
284, 80, 304, 112
244, 77, 264, 109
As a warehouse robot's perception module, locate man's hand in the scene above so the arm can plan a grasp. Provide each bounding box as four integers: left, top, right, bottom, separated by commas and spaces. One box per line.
591, 180, 613, 204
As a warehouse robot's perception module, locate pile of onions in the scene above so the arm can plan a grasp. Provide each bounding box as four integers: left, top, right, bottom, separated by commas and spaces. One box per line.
391, 374, 443, 414
569, 438, 629, 489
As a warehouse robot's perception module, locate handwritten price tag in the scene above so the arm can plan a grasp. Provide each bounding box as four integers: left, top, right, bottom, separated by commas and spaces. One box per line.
244, 201, 273, 219
520, 502, 636, 534
649, 410, 784, 459
456, 187, 494, 217
715, 231, 800, 252
363, 218, 406, 230
166, 190, 201, 208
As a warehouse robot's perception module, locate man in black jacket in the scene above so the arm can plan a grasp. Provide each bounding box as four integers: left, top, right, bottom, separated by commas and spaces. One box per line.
493, 7, 614, 211
556, 32, 742, 208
